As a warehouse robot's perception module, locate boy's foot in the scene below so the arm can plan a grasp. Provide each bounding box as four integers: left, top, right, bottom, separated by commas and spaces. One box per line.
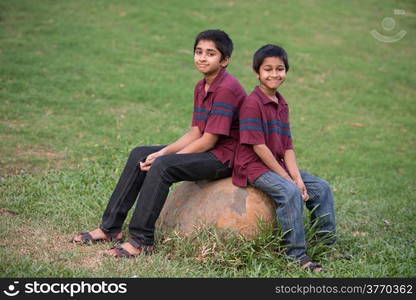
300, 256, 324, 273
71, 228, 123, 244
103, 238, 155, 258
301, 261, 324, 273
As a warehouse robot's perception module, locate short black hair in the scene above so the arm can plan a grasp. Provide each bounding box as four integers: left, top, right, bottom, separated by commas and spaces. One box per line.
193, 29, 233, 61
252, 44, 289, 73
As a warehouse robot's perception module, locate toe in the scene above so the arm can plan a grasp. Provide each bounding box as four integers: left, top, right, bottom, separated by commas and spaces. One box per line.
102, 248, 118, 257
301, 261, 323, 273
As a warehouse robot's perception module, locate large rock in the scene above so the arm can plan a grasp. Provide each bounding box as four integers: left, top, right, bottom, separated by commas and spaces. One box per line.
157, 177, 276, 238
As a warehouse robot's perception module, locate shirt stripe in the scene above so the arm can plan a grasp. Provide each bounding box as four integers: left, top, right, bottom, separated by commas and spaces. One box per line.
240, 118, 262, 125
210, 110, 234, 118
194, 107, 208, 113
240, 125, 264, 132
268, 127, 291, 137
212, 102, 238, 112
267, 120, 290, 129
240, 125, 291, 137
194, 115, 208, 121
241, 118, 289, 129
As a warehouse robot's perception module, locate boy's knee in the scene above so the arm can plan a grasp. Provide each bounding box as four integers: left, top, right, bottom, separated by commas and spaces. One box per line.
286, 184, 301, 197
131, 146, 147, 156
151, 155, 184, 183
285, 183, 302, 201
130, 146, 154, 161
317, 178, 332, 195
130, 146, 142, 158
150, 156, 173, 175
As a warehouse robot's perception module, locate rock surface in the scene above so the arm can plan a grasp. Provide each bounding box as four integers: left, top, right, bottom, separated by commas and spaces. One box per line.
157, 177, 276, 238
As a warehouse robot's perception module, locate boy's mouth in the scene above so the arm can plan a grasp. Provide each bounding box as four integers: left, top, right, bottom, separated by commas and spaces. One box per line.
268, 79, 281, 84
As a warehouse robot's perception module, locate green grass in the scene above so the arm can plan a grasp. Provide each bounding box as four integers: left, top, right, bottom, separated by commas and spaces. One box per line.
1, 0, 415, 277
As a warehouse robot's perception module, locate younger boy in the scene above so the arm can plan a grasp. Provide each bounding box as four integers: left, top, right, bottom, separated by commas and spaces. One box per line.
232, 45, 336, 272
72, 30, 246, 258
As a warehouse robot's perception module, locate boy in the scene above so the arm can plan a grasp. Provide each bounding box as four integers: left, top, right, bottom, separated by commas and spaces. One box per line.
232, 44, 336, 272
72, 30, 246, 258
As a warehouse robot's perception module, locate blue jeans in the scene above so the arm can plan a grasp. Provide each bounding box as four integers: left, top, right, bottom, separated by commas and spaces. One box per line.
252, 170, 336, 260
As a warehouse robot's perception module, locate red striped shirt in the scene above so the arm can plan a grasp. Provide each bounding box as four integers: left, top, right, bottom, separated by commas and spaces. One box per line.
191, 68, 246, 166
232, 86, 293, 187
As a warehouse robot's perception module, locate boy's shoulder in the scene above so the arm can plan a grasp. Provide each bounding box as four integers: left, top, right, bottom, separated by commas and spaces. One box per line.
244, 88, 290, 108
221, 70, 240, 84
243, 89, 263, 108
194, 78, 205, 90
218, 71, 245, 95
194, 70, 245, 96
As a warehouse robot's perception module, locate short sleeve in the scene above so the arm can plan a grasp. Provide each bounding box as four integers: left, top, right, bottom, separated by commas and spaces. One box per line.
191, 83, 208, 128
205, 87, 238, 136
239, 101, 266, 145
284, 107, 294, 150
285, 128, 293, 150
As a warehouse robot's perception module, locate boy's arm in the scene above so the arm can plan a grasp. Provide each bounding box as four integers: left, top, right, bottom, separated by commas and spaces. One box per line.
162, 126, 202, 154
176, 132, 218, 154
284, 149, 309, 201
140, 126, 201, 170
253, 144, 293, 182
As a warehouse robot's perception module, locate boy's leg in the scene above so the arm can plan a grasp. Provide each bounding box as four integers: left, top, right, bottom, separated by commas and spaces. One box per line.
99, 145, 166, 236
301, 170, 336, 244
127, 152, 231, 245
251, 171, 307, 261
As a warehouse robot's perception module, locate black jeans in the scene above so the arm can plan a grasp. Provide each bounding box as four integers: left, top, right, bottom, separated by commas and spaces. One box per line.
100, 145, 232, 245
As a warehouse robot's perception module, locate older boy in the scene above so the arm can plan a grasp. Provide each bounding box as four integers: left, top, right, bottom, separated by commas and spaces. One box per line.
72, 30, 246, 258
232, 45, 336, 272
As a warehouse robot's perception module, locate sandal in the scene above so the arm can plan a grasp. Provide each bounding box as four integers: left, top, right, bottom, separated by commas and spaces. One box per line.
300, 256, 325, 273
105, 238, 155, 258
71, 230, 122, 244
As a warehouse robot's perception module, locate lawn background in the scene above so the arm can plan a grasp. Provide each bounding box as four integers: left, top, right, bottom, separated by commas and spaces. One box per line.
0, 0, 415, 277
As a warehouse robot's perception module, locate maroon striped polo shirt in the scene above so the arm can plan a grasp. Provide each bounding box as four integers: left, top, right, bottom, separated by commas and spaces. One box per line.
191, 67, 246, 167
232, 86, 293, 187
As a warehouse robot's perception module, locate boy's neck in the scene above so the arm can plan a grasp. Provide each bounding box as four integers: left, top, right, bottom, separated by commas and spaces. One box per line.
259, 85, 278, 103
204, 68, 223, 90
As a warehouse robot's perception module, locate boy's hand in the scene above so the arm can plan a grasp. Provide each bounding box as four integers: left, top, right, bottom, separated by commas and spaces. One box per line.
294, 178, 309, 201
139, 151, 164, 171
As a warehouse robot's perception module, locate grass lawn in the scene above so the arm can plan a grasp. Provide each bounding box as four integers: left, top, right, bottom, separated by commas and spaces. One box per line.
0, 0, 415, 277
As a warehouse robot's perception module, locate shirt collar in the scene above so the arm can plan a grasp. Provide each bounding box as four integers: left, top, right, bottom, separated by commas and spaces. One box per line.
203, 67, 228, 93
254, 86, 287, 106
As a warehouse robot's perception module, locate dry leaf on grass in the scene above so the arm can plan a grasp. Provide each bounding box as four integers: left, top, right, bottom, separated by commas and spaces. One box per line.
353, 231, 368, 237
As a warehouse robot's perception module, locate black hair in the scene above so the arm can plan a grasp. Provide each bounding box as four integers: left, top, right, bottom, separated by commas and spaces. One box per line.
193, 29, 233, 61
252, 44, 289, 73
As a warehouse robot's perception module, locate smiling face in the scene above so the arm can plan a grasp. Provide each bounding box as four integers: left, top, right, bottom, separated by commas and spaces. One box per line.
194, 40, 229, 77
256, 56, 286, 95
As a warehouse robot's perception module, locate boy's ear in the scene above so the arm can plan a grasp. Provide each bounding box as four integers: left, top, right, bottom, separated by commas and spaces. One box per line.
253, 69, 260, 79
220, 56, 231, 68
